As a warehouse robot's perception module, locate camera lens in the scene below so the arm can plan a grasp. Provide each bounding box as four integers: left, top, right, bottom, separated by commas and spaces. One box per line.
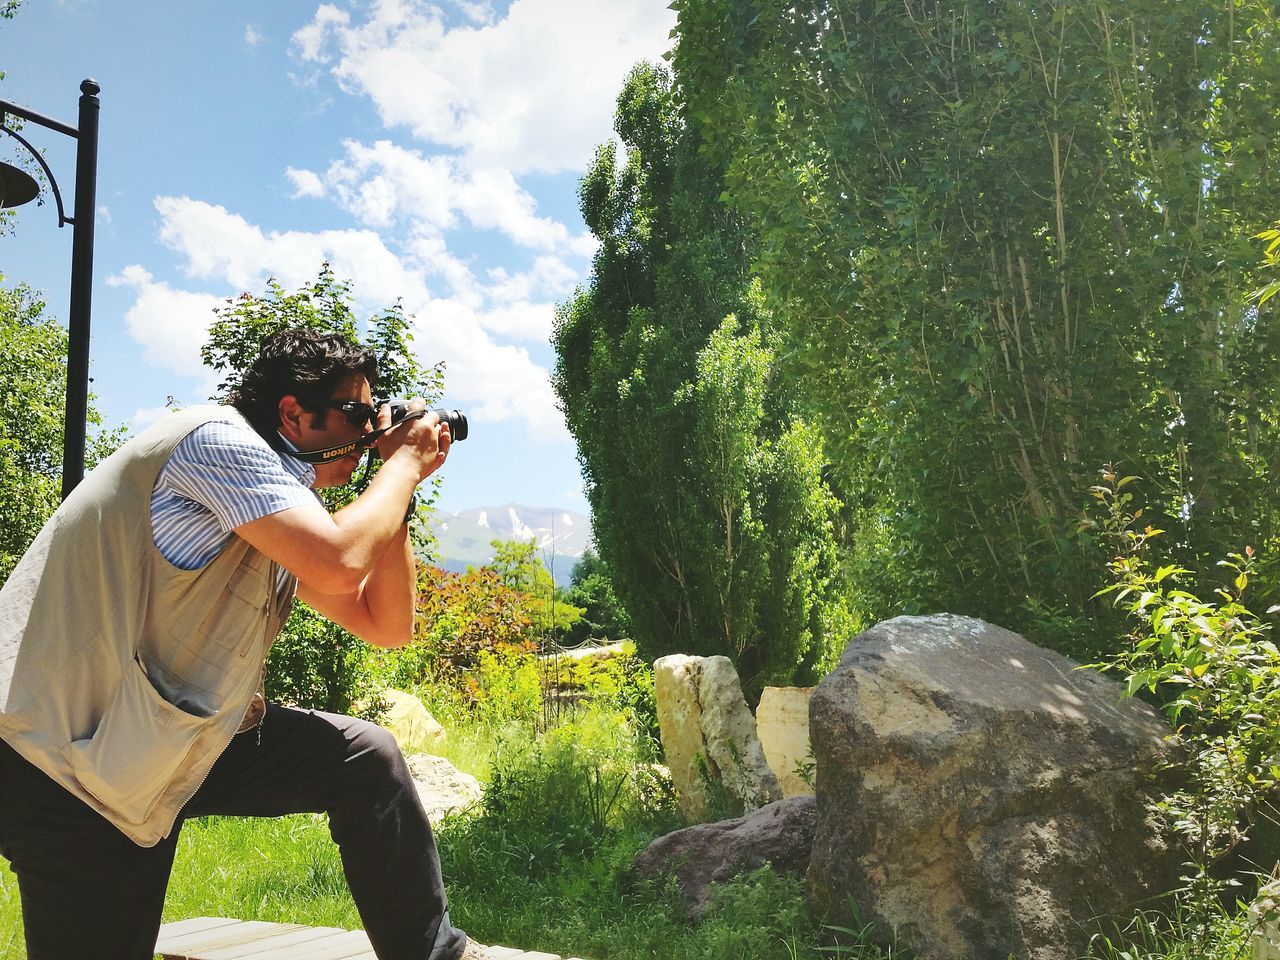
382, 399, 467, 441
433, 409, 468, 442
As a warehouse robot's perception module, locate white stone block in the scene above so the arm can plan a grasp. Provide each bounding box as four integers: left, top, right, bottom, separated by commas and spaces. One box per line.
654, 654, 780, 822
757, 686, 815, 798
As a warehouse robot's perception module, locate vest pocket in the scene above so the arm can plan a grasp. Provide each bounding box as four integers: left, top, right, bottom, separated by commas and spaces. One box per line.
63, 658, 209, 825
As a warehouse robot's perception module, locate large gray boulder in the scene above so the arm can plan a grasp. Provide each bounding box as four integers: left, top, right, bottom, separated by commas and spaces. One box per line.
634, 796, 817, 919
808, 614, 1182, 960
654, 654, 781, 821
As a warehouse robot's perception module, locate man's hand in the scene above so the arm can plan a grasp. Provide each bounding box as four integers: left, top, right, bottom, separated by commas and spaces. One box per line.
375, 398, 450, 482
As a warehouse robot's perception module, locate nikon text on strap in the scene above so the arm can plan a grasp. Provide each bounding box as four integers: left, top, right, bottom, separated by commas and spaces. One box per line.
285, 410, 426, 465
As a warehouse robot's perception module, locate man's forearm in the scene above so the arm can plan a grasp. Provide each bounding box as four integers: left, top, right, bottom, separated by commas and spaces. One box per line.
359, 521, 417, 648
324, 456, 420, 582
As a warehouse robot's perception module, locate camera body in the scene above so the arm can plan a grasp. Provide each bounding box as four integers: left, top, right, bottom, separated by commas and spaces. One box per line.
386, 398, 469, 442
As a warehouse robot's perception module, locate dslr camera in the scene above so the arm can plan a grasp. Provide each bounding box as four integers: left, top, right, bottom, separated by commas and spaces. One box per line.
386, 398, 469, 442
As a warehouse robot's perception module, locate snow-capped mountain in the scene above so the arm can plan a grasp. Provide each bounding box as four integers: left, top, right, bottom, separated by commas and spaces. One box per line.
427, 504, 592, 586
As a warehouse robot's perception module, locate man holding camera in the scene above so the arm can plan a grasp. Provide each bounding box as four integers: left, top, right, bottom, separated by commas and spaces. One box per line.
0, 329, 481, 960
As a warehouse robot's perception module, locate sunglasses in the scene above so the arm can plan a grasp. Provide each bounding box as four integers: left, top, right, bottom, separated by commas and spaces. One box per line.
320, 399, 380, 429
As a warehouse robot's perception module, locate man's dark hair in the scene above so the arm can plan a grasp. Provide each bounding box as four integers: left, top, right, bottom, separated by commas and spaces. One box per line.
230, 328, 379, 447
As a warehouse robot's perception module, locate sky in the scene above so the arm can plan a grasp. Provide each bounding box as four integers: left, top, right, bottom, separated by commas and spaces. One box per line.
0, 0, 677, 515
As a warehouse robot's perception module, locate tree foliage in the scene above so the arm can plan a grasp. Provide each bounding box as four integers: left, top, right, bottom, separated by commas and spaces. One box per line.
562, 549, 631, 648
485, 538, 584, 637
553, 64, 844, 696
202, 264, 441, 716
672, 0, 1280, 655
0, 279, 120, 580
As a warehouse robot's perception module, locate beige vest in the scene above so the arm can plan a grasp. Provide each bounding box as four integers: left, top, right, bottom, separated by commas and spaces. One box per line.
0, 406, 295, 846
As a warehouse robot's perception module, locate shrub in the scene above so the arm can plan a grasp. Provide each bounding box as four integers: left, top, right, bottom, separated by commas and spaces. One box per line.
266, 603, 393, 720
407, 565, 535, 683
1090, 466, 1280, 933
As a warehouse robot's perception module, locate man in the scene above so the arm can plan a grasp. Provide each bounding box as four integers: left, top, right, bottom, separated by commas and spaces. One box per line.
0, 329, 480, 960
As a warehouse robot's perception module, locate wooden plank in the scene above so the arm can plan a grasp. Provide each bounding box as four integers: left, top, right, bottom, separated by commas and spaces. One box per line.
154, 916, 593, 960
193, 924, 348, 960
157, 926, 373, 960
238, 928, 376, 960
155, 920, 306, 956
154, 917, 243, 945
157, 918, 256, 955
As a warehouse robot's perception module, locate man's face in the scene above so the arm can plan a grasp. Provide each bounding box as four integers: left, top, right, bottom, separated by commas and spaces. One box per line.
302, 374, 375, 489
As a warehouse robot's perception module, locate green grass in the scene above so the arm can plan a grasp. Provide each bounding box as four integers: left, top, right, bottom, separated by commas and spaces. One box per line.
5, 692, 1255, 960
0, 860, 19, 959
164, 815, 363, 929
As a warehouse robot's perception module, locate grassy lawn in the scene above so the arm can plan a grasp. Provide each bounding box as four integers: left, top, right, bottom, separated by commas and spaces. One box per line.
0, 812, 843, 960
0, 699, 871, 960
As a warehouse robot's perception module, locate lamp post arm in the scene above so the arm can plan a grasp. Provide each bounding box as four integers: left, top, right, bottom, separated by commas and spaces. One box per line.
0, 123, 71, 226
0, 97, 80, 139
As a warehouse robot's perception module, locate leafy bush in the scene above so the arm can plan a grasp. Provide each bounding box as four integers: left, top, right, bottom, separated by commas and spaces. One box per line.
1090, 466, 1280, 934
468, 650, 543, 726
538, 645, 660, 747
405, 565, 535, 685
266, 604, 394, 719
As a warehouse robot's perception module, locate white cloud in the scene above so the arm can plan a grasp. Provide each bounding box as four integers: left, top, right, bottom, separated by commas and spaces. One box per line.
286, 167, 325, 198
454, 0, 494, 24
477, 300, 555, 340
293, 3, 350, 61
107, 265, 224, 385
292, 0, 676, 174
296, 140, 593, 254
413, 295, 564, 437
125, 199, 567, 437
153, 196, 431, 309
132, 405, 177, 430
487, 256, 578, 303
244, 24, 264, 46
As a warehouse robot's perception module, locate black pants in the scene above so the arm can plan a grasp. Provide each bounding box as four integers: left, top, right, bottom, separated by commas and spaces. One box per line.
0, 704, 467, 960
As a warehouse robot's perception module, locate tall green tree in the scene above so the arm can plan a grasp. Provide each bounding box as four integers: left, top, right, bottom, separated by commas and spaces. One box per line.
562, 549, 631, 647
553, 64, 843, 697
202, 263, 441, 716
0, 279, 120, 580
672, 0, 1280, 654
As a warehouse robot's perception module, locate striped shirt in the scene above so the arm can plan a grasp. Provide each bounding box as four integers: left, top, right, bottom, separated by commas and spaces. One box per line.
150, 417, 319, 570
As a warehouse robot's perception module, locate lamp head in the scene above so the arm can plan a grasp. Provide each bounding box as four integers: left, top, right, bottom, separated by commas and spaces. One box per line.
0, 160, 39, 209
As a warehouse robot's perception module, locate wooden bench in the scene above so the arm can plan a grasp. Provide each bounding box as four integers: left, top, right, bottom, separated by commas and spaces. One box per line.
154, 916, 590, 960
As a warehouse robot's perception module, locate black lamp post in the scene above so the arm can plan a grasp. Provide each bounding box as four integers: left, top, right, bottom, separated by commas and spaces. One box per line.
0, 79, 100, 500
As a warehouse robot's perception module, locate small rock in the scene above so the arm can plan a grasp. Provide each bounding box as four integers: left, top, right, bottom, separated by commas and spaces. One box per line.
381, 689, 445, 749
633, 796, 817, 919
405, 753, 483, 823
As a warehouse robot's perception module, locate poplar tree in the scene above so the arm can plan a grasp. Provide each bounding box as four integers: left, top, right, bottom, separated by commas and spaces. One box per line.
553, 64, 844, 696
672, 0, 1280, 654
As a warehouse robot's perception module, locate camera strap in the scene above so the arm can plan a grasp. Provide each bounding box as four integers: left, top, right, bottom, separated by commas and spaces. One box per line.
285, 410, 426, 465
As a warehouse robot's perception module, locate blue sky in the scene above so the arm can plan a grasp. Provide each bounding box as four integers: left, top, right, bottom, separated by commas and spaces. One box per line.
0, 0, 676, 514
